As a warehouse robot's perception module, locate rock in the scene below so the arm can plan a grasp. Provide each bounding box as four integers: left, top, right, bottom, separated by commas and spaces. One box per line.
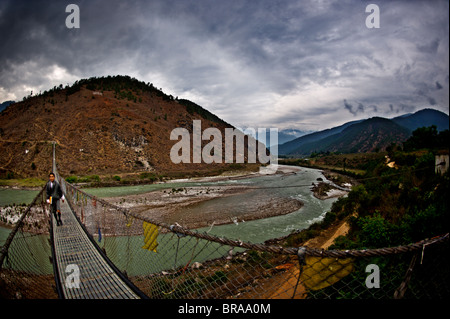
191, 262, 203, 269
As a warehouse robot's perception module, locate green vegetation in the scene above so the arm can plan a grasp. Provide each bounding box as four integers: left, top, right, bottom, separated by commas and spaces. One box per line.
65, 75, 170, 100
340, 127, 447, 248
139, 172, 162, 182
0, 189, 41, 206
177, 99, 228, 126
278, 126, 449, 299
402, 125, 449, 152
58, 164, 259, 189
65, 175, 100, 184
0, 177, 46, 188
284, 126, 449, 250
279, 152, 380, 177
24, 75, 229, 127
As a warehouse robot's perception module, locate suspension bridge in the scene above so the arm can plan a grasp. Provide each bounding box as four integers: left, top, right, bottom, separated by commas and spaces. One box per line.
51, 195, 141, 298
1, 143, 146, 299
0, 143, 448, 299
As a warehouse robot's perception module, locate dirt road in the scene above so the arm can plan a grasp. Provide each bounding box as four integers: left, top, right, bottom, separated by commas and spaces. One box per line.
251, 219, 350, 299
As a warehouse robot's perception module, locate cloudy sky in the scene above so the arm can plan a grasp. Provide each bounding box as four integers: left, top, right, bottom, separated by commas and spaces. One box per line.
0, 0, 448, 131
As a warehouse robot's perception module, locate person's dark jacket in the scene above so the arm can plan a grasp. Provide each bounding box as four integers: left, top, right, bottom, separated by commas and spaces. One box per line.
46, 181, 63, 202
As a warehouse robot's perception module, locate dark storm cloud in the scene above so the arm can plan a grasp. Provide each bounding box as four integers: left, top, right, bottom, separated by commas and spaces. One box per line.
417, 38, 440, 54
0, 0, 448, 130
343, 100, 373, 116
344, 99, 356, 115
428, 97, 437, 105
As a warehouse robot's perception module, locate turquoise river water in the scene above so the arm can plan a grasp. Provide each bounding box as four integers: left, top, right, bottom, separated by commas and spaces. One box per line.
0, 166, 340, 275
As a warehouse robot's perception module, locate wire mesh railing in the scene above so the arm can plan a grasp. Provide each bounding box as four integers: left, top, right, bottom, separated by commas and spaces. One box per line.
60, 176, 449, 299
1, 145, 448, 299
0, 187, 58, 299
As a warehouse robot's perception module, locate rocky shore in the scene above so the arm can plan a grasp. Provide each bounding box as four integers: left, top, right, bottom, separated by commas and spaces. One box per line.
105, 165, 305, 229
1, 165, 354, 232
101, 165, 356, 230
311, 170, 355, 200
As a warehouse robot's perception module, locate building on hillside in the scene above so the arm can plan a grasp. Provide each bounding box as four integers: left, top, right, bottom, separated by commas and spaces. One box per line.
435, 153, 449, 175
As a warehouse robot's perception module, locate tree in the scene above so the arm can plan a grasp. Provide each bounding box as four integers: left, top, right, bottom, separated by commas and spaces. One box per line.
403, 126, 438, 151
358, 212, 393, 248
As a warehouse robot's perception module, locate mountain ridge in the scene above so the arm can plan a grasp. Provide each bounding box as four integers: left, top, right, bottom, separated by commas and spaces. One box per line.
0, 100, 15, 113
279, 108, 449, 156
0, 75, 258, 179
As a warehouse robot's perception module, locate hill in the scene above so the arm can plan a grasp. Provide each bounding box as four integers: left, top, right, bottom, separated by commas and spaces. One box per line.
266, 128, 314, 147
0, 75, 259, 179
0, 100, 15, 113
292, 117, 411, 155
391, 108, 449, 132
241, 128, 314, 148
278, 120, 363, 155
279, 108, 449, 156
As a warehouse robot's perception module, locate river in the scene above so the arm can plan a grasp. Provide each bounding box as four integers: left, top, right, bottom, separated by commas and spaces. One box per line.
0, 165, 340, 275
194, 166, 337, 243
84, 165, 338, 243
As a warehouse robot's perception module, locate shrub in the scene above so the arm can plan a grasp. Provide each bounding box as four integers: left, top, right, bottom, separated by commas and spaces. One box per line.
358, 212, 394, 248
66, 176, 77, 183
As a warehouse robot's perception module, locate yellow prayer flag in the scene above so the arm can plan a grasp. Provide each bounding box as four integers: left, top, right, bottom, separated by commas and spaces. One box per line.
142, 221, 159, 252
300, 256, 354, 291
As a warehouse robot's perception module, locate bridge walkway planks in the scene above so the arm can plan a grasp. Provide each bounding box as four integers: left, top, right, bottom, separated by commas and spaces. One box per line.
52, 199, 140, 299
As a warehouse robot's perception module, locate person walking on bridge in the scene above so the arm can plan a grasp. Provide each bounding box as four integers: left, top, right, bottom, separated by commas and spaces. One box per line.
46, 172, 65, 226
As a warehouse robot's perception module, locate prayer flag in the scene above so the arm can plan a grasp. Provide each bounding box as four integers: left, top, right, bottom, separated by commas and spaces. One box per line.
300, 256, 354, 291
142, 222, 159, 252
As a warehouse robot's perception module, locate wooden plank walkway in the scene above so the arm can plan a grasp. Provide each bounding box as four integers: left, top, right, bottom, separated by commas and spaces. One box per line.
52, 200, 140, 299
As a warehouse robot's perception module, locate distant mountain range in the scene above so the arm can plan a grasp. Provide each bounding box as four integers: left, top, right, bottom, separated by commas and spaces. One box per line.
272, 129, 314, 146
1, 78, 448, 177
244, 128, 313, 147
278, 108, 449, 156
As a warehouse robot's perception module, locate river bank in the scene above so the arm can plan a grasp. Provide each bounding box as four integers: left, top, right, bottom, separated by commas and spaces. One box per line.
101, 165, 354, 230
311, 170, 356, 200
103, 165, 305, 229
1, 164, 353, 237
